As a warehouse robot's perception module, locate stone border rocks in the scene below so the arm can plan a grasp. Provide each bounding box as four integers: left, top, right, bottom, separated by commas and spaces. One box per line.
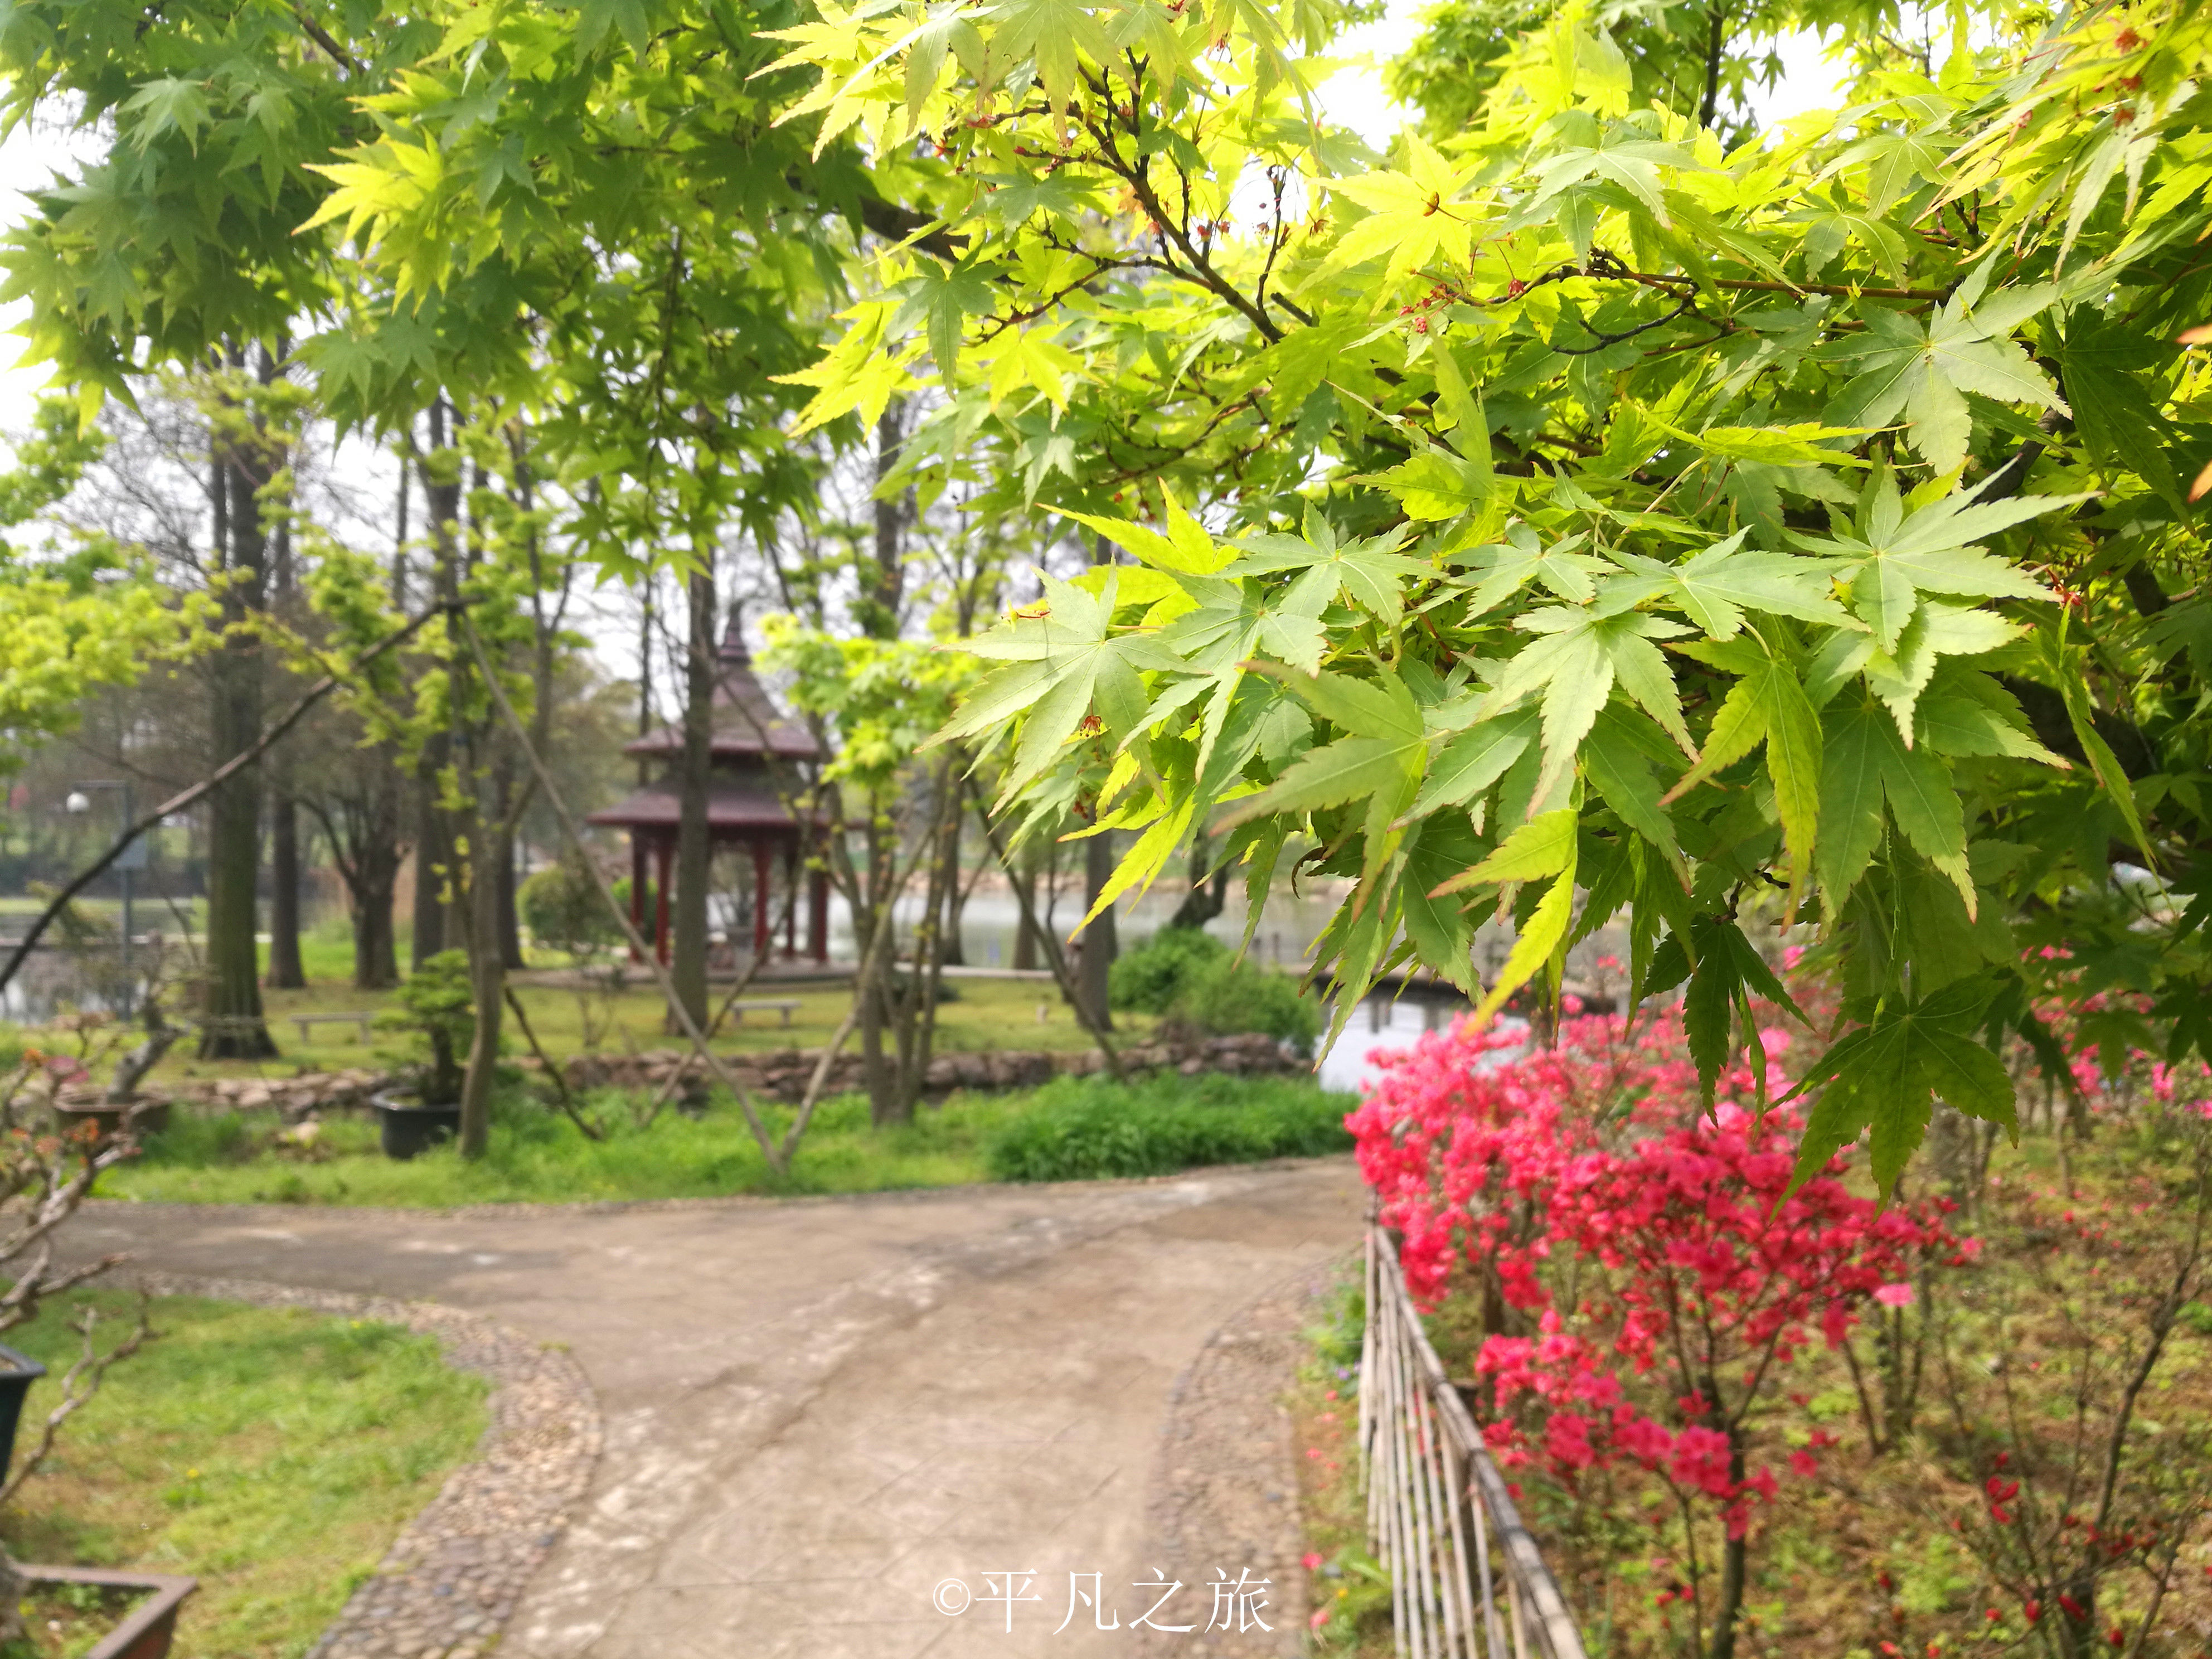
56, 1069, 391, 1122
1136, 1268, 1334, 1658
561, 1030, 1303, 1103
114, 1268, 602, 1659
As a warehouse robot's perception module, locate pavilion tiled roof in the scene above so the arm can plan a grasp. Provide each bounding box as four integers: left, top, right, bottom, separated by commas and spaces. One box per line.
623, 612, 823, 763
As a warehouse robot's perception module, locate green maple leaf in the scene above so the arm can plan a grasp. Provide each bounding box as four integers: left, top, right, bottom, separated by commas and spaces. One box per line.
1217, 663, 1427, 886
1401, 813, 1492, 992
1786, 978, 2019, 1196
1794, 468, 2073, 658
1600, 529, 1852, 640
1428, 807, 1579, 1025
1491, 607, 1696, 804
1451, 522, 1606, 617
887, 256, 997, 375
930, 570, 1179, 798
1406, 707, 1537, 822
1526, 136, 1701, 224
1307, 134, 1479, 289
1821, 282, 2067, 473
122, 76, 213, 152
575, 0, 652, 56
1229, 511, 1433, 627
987, 0, 1111, 113
1664, 640, 1822, 891
1370, 447, 1497, 521
1821, 126, 1951, 214
1813, 691, 1975, 913
1794, 197, 1913, 283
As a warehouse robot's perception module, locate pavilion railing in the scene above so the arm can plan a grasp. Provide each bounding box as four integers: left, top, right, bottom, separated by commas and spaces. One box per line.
1361, 1226, 1588, 1659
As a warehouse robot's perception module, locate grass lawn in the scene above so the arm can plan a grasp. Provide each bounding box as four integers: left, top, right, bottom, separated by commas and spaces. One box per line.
61, 917, 1159, 1089
0, 1289, 487, 1659
94, 1073, 1356, 1207
12, 912, 1154, 1088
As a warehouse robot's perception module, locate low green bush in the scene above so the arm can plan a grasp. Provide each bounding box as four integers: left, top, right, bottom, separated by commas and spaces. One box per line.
1171, 955, 1321, 1052
1108, 929, 1320, 1051
985, 1071, 1355, 1182
1108, 928, 1226, 1013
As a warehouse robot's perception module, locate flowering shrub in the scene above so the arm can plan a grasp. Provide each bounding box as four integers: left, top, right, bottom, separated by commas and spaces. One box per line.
1350, 1007, 1962, 1655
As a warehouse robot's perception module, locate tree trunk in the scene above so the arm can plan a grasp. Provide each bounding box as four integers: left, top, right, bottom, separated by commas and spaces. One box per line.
266, 788, 304, 988
199, 351, 279, 1060
856, 819, 898, 1124
265, 508, 304, 990
1010, 842, 1042, 971
410, 773, 447, 968
496, 799, 525, 971
858, 405, 906, 639
937, 802, 966, 967
354, 848, 400, 990
1076, 830, 1117, 1030
458, 773, 504, 1161
1166, 840, 1230, 931
672, 562, 715, 1029
411, 401, 464, 971
1705, 1429, 1748, 1659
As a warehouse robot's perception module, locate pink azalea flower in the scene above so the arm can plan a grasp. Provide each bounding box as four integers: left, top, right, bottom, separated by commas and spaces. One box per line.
1874, 1282, 1915, 1308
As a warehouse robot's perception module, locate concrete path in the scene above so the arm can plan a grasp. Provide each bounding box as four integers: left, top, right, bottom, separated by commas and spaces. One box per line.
74, 1160, 1364, 1659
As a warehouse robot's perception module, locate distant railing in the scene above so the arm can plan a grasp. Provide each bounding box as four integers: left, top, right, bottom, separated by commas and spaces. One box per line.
1362, 1226, 1588, 1659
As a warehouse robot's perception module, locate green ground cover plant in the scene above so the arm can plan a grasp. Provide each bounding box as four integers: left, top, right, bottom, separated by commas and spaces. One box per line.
96, 1071, 1352, 1206
1108, 932, 1322, 1053
984, 1071, 1355, 1182
0, 1290, 485, 1659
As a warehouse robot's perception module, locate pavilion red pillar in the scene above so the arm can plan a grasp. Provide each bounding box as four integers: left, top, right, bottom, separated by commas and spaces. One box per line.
628, 836, 647, 963
751, 841, 773, 958
652, 837, 673, 965
782, 841, 798, 959
807, 859, 830, 964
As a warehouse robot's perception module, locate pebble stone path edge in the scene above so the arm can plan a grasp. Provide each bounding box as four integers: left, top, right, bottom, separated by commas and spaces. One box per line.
1136, 1265, 1342, 1659
117, 1268, 604, 1659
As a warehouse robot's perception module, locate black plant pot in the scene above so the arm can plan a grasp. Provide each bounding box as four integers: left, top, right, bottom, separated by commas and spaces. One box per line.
373, 1090, 462, 1161
0, 1342, 47, 1485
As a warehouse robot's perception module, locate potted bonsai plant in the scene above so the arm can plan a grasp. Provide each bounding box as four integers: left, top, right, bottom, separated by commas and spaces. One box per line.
372, 950, 474, 1159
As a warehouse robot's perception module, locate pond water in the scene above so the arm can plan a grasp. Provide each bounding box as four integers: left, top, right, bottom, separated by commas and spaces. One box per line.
1313, 996, 1529, 1095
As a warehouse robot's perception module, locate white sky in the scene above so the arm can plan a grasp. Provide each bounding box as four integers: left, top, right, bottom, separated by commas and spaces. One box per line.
0, 8, 1854, 444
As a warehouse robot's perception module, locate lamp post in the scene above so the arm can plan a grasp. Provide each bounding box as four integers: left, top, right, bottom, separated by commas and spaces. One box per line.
64, 782, 140, 1017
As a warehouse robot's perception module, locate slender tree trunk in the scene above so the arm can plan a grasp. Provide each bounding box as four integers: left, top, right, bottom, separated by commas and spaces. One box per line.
858, 405, 906, 639
857, 822, 896, 1122
410, 777, 446, 968
411, 400, 463, 971
891, 760, 962, 1123
1706, 1428, 1748, 1659
1697, 3, 1727, 130
672, 561, 715, 1029
496, 783, 525, 971
1010, 842, 1042, 971
200, 348, 279, 1059
1166, 840, 1230, 931
267, 789, 305, 987
937, 803, 966, 967
1077, 830, 1117, 1029
265, 511, 304, 989
458, 770, 504, 1161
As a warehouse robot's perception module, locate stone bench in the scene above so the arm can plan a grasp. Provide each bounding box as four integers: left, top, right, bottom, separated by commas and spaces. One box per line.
290, 1011, 378, 1043
725, 998, 803, 1027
